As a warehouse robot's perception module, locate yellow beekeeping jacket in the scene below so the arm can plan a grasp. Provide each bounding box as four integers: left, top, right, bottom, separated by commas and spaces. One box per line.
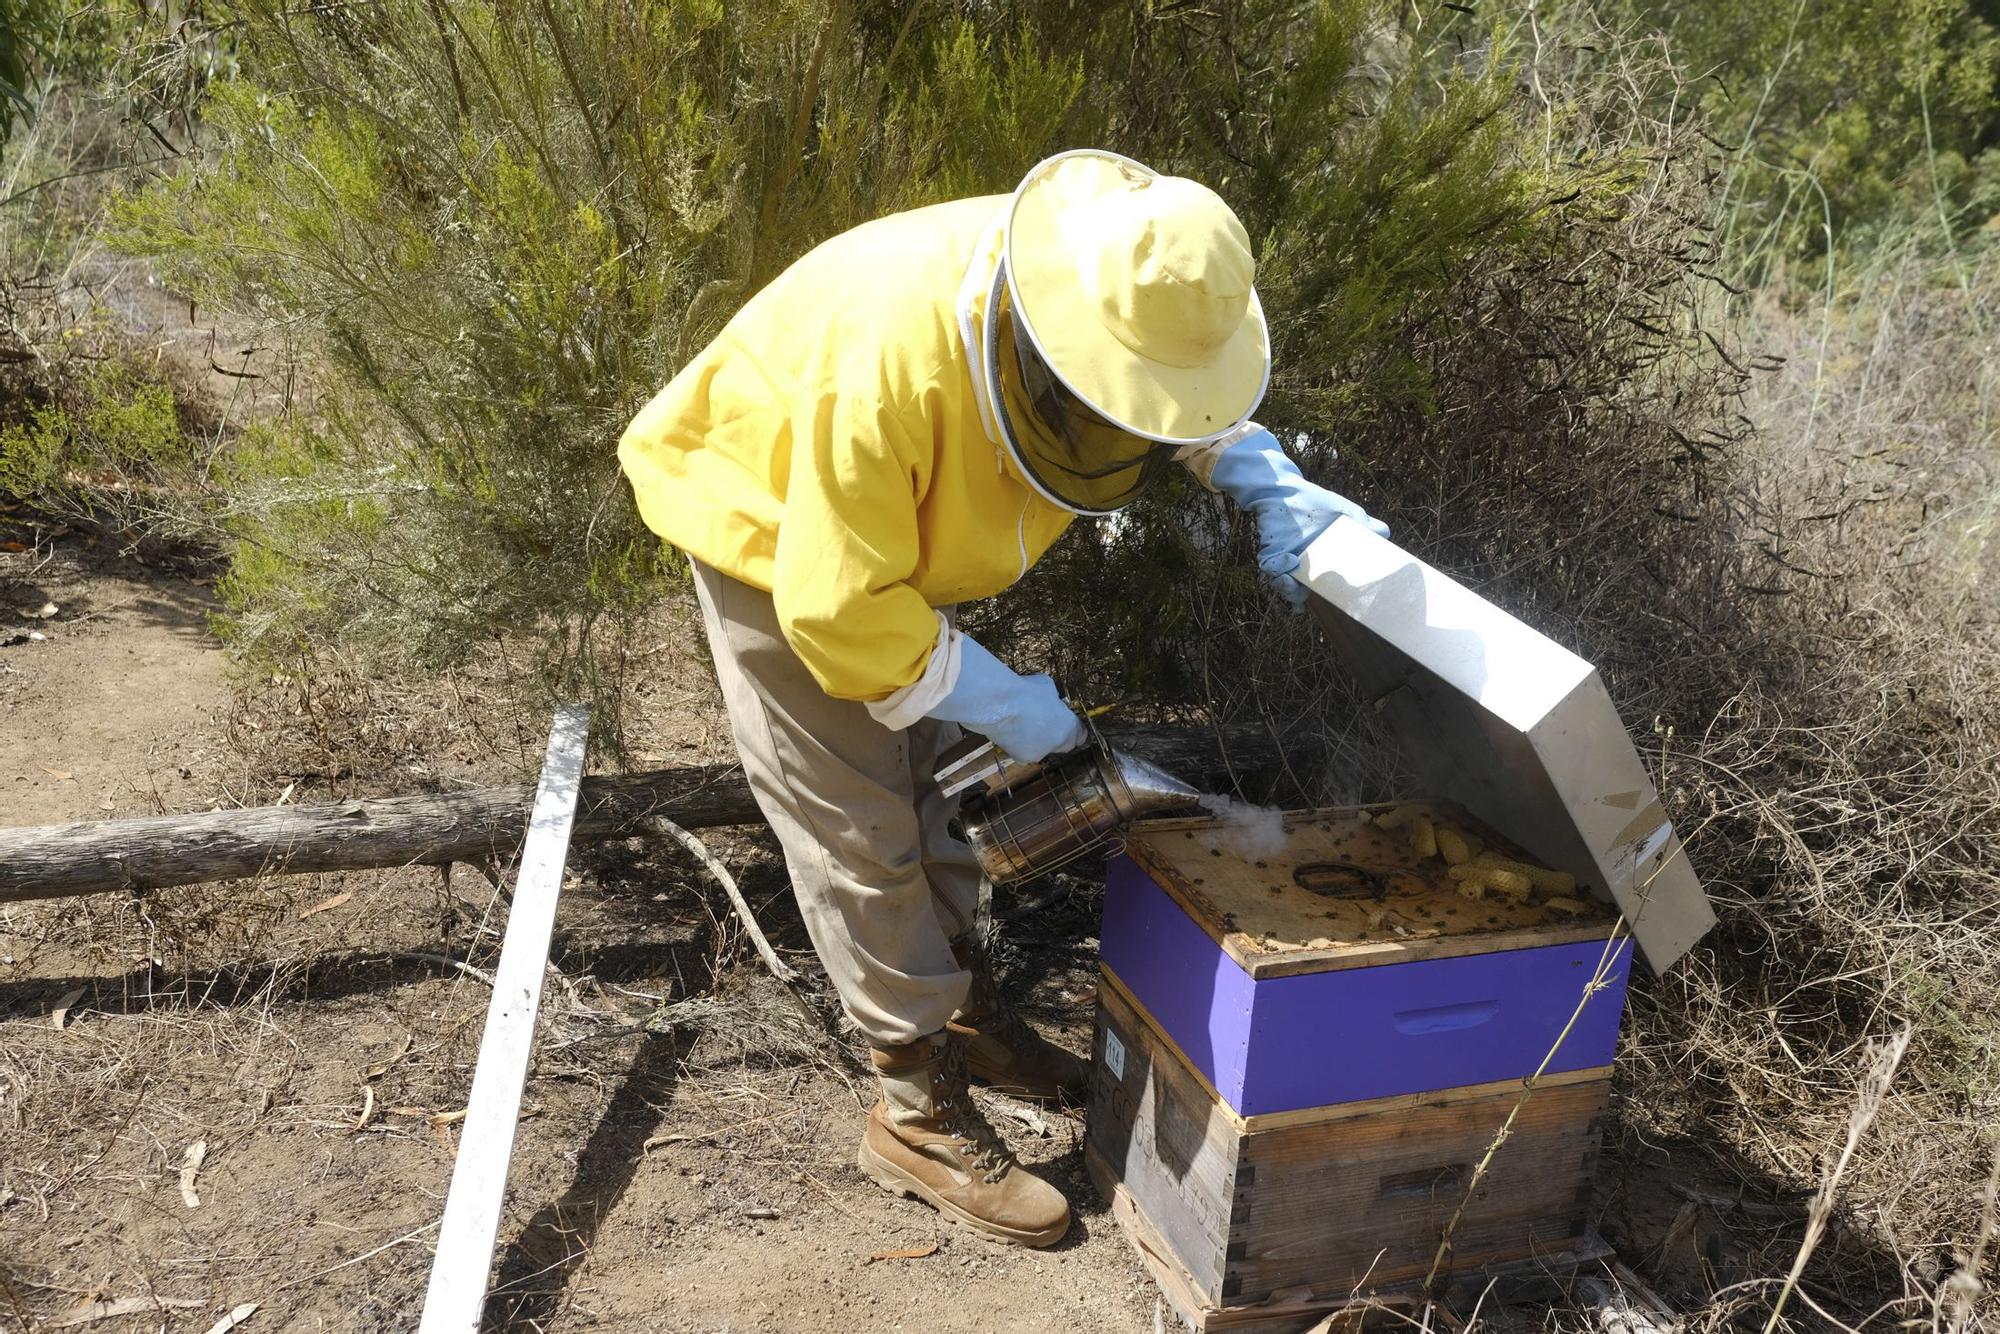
619, 196, 1076, 702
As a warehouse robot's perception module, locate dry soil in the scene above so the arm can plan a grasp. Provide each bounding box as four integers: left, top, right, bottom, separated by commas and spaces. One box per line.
0, 522, 1164, 1333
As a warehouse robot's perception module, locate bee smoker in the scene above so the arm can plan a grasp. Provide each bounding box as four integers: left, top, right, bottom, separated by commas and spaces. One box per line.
934, 721, 1202, 885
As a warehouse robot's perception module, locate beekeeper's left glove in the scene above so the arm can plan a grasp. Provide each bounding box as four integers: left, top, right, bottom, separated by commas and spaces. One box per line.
1209, 428, 1389, 611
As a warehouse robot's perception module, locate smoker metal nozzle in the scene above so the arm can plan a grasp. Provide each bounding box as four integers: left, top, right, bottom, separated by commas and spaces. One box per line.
1105, 747, 1204, 822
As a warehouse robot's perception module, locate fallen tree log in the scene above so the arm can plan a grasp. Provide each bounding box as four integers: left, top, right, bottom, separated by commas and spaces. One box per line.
0, 724, 1287, 903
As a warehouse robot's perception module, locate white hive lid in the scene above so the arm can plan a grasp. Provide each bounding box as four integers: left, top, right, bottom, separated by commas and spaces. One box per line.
1294, 522, 1716, 974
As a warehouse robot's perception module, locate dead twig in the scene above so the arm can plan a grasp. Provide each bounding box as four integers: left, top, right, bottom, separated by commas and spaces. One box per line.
1762, 1026, 1912, 1334
641, 816, 797, 984
272, 1221, 442, 1293
1423, 919, 1634, 1291
391, 951, 497, 987
366, 950, 602, 1020
1940, 1149, 2000, 1334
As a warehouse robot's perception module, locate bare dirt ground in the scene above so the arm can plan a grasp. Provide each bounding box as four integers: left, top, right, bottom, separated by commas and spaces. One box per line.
1, 537, 227, 826
0, 518, 1163, 1333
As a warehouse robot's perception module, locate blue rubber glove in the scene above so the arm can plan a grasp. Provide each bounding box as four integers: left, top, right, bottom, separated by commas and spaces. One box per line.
927, 633, 1088, 763
1209, 429, 1389, 611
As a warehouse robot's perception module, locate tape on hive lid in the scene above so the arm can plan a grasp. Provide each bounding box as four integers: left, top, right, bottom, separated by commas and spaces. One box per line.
1293, 522, 1716, 974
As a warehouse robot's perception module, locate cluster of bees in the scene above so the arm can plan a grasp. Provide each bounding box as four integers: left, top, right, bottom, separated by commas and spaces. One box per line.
1366, 804, 1594, 919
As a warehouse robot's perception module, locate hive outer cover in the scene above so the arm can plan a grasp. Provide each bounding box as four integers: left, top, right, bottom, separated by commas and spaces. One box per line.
1295, 522, 1716, 974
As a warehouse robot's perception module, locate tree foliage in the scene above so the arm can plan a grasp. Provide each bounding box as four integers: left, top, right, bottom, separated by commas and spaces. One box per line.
1595, 0, 2000, 264
1, 0, 60, 144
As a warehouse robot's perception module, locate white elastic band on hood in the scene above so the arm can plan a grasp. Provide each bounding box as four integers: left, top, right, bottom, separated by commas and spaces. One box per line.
955, 214, 1007, 450
866, 612, 965, 731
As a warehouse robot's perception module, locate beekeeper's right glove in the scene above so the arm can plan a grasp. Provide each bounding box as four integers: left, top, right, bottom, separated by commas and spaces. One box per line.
926, 634, 1087, 764
1207, 427, 1389, 611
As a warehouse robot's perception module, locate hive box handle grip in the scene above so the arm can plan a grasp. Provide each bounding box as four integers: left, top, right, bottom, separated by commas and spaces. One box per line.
1377, 1162, 1470, 1201
1391, 1000, 1500, 1035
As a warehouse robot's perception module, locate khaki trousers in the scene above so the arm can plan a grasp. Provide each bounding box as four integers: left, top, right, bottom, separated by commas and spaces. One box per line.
689, 560, 983, 1045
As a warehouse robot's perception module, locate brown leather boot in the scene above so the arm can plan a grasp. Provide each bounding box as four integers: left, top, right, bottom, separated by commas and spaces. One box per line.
857, 1032, 1070, 1248
946, 936, 1090, 1105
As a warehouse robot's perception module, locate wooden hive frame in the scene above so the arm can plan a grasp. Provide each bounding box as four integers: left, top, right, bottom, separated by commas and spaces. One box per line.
1119, 807, 1620, 977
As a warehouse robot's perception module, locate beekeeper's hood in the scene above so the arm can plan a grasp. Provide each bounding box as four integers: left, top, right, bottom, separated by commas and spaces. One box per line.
965, 149, 1272, 516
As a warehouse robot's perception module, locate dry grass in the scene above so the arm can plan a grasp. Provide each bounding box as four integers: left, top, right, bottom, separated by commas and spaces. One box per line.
1621, 240, 2000, 1327
0, 813, 1114, 1332
221, 644, 548, 800
0, 918, 472, 1330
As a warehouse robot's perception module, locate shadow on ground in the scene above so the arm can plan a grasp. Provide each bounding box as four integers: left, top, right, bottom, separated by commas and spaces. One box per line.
485, 1030, 683, 1330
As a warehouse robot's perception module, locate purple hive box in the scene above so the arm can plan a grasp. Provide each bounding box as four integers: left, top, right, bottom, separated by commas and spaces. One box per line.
1098, 808, 1633, 1118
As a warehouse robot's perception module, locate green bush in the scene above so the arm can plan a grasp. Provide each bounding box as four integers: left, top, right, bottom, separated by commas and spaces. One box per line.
1590, 0, 2000, 268
0, 0, 60, 144
0, 350, 204, 527
119, 0, 1689, 708
984, 6, 1747, 722
0, 0, 138, 151
115, 0, 1098, 693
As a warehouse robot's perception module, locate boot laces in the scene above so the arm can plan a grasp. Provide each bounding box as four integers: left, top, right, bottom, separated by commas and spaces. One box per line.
937, 1040, 1016, 1183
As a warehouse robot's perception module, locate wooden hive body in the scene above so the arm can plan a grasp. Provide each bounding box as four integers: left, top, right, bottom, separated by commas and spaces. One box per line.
1088, 807, 1628, 1330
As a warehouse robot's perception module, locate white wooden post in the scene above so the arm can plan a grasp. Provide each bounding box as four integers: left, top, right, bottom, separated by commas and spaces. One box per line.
418, 704, 591, 1333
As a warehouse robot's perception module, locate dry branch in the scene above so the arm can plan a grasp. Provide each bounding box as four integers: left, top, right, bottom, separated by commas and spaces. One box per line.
0, 725, 1278, 903
1762, 1027, 1913, 1334
642, 815, 797, 984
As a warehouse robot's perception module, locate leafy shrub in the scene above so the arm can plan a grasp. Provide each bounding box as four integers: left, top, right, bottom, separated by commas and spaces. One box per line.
1593, 0, 2000, 267
121, 0, 1694, 702
986, 6, 1752, 725
0, 343, 208, 530
0, 0, 61, 144
116, 0, 1089, 693
0, 0, 139, 152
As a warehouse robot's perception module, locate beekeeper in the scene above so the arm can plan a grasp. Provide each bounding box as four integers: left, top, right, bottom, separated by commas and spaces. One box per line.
619, 148, 1387, 1248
